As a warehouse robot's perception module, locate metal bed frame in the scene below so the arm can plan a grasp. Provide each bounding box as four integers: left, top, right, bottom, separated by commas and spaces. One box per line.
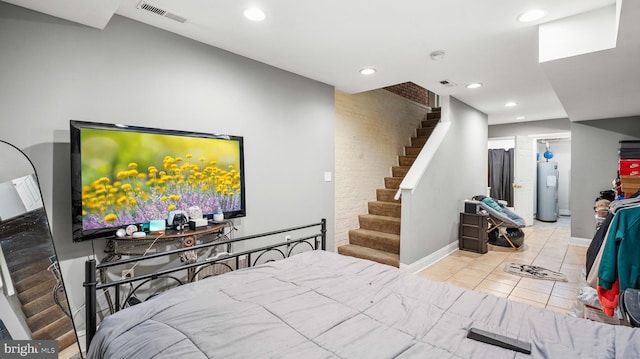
83, 219, 327, 351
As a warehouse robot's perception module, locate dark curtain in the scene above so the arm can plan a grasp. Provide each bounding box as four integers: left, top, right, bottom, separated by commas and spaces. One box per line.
488, 149, 514, 205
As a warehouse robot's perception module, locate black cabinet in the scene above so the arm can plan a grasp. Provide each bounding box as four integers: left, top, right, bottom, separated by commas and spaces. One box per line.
459, 213, 488, 254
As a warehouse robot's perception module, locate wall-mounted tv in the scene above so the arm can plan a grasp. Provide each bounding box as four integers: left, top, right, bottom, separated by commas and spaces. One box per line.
70, 120, 245, 241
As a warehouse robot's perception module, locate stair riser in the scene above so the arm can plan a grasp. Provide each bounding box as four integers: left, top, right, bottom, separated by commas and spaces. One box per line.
426, 112, 441, 120
10, 260, 51, 284
411, 137, 427, 147
417, 127, 434, 137
27, 305, 66, 333
57, 330, 78, 352
398, 156, 416, 166
421, 119, 439, 128
376, 189, 400, 203
32, 316, 75, 342
405, 147, 422, 156
384, 177, 402, 189
18, 283, 54, 304
337, 246, 399, 267
348, 230, 400, 254
392, 166, 409, 178
23, 297, 55, 317
368, 202, 401, 218
359, 215, 400, 235
15, 274, 55, 294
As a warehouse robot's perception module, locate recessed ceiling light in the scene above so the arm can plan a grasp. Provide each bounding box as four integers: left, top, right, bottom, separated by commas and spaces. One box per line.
516, 116, 525, 120
517, 9, 547, 23
466, 83, 482, 89
244, 7, 266, 21
359, 68, 376, 75
505, 101, 518, 107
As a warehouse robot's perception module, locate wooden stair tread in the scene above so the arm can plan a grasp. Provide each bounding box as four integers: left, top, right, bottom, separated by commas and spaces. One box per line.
56, 330, 79, 352
31, 316, 74, 341
9, 258, 52, 283
23, 295, 58, 317
14, 270, 55, 293
338, 245, 399, 267
26, 303, 67, 333
18, 277, 56, 304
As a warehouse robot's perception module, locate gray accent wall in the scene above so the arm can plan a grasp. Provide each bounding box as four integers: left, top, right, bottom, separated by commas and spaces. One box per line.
0, 2, 335, 337
571, 118, 640, 239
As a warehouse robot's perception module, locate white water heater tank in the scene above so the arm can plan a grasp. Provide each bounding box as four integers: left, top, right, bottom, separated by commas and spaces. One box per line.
537, 161, 559, 222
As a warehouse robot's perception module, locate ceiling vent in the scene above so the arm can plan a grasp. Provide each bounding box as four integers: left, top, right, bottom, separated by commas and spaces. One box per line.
137, 1, 187, 23
439, 80, 457, 87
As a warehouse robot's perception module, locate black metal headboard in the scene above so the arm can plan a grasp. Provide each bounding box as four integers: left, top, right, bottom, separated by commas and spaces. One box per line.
83, 219, 326, 351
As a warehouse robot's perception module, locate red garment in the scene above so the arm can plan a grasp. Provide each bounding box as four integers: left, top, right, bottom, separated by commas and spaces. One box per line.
597, 279, 620, 316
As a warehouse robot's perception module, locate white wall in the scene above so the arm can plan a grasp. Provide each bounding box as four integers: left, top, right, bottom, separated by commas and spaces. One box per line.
0, 2, 335, 339
539, 4, 617, 62
400, 96, 487, 267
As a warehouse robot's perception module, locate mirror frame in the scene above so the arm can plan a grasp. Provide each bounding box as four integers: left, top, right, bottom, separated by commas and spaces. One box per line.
0, 140, 81, 358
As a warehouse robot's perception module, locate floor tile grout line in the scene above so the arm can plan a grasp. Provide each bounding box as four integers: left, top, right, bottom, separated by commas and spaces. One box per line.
423, 217, 580, 312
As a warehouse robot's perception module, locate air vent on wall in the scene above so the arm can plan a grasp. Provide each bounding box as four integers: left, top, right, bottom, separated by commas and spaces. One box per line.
439, 80, 457, 87
137, 1, 187, 23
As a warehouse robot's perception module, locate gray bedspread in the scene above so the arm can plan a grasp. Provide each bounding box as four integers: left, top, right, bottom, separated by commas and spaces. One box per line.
88, 251, 640, 358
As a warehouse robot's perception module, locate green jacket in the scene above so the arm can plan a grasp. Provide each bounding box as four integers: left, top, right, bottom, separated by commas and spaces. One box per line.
598, 206, 640, 291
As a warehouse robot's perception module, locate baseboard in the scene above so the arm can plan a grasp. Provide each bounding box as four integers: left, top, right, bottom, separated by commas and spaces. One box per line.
400, 241, 459, 274
570, 237, 591, 247
559, 209, 571, 216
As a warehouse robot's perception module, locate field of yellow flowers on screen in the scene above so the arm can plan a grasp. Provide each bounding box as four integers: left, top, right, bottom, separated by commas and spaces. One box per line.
82, 154, 241, 229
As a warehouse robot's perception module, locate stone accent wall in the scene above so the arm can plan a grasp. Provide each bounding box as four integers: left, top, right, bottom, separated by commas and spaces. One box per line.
383, 82, 432, 106
334, 89, 429, 249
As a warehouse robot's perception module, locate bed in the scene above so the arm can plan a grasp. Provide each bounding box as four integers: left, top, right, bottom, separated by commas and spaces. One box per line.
86, 228, 640, 358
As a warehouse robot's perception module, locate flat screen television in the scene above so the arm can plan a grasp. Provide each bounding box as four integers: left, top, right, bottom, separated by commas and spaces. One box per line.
70, 120, 245, 241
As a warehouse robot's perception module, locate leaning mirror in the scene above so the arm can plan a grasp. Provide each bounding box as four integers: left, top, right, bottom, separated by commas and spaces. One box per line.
0, 140, 81, 358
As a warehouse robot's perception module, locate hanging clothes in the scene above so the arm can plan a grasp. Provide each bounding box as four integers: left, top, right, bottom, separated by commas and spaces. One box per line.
586, 212, 614, 281
587, 193, 640, 288
597, 205, 640, 316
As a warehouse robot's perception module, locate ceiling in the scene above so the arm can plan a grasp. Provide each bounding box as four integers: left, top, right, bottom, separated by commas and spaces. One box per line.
4, 0, 640, 125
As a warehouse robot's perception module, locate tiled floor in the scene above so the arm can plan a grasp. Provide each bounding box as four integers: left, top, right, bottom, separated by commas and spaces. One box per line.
417, 216, 586, 314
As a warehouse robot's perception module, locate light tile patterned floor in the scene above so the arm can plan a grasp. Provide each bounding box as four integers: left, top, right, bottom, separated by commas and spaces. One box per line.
417, 217, 586, 314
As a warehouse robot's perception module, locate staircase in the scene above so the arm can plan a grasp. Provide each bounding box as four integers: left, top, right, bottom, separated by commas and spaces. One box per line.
338, 108, 441, 267
0, 209, 77, 352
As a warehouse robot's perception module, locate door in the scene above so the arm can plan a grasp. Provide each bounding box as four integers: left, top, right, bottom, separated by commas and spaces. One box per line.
513, 136, 534, 226
12, 174, 43, 212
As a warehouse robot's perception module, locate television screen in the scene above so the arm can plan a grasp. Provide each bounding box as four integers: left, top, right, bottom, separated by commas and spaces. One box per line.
70, 120, 245, 241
